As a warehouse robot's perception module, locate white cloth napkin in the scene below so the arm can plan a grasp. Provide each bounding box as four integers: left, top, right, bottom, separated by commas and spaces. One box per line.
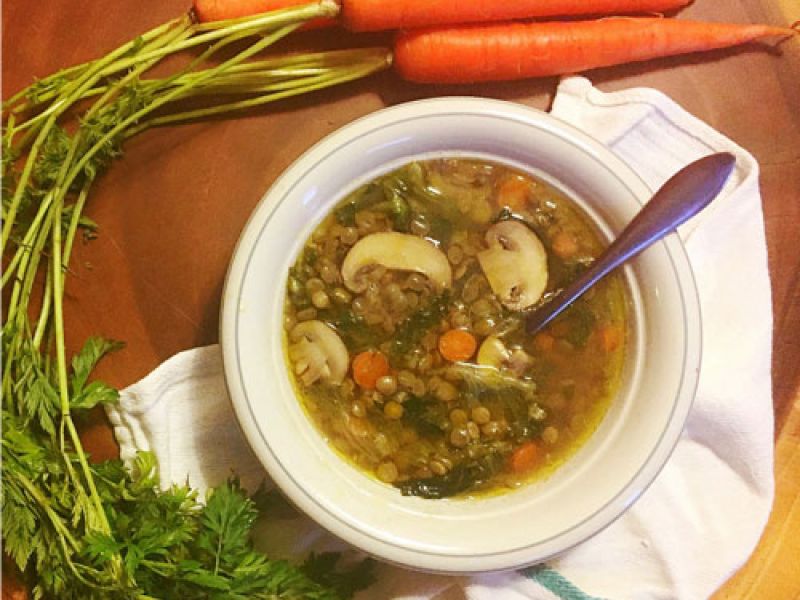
106, 76, 774, 600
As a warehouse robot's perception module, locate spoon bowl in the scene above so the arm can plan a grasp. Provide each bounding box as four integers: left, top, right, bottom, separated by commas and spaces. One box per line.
526, 152, 735, 334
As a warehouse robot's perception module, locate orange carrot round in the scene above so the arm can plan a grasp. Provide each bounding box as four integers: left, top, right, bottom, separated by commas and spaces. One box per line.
394, 19, 797, 84
193, 0, 336, 27
551, 231, 579, 259
352, 350, 390, 389
439, 329, 478, 362
533, 332, 555, 353
510, 441, 540, 473
342, 0, 691, 32
496, 176, 531, 212
598, 324, 624, 353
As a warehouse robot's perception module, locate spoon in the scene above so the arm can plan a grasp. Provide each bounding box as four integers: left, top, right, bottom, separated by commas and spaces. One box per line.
525, 152, 736, 335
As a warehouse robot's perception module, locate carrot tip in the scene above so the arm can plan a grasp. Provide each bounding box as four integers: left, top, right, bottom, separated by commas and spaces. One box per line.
769, 25, 799, 49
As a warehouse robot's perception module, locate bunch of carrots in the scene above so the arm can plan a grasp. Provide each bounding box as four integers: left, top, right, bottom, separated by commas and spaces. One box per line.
194, 0, 797, 83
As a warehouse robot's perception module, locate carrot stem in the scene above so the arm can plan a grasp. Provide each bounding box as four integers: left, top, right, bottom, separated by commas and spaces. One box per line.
193, 0, 339, 28
127, 63, 388, 133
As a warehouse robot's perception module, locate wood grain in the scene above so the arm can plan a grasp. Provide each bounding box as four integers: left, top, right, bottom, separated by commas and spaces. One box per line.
2, 0, 798, 598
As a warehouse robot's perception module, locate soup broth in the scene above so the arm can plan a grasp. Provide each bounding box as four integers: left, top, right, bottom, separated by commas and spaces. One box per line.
283, 158, 628, 499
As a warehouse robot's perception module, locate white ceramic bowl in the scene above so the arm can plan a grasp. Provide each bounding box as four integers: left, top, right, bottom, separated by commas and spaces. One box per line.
220, 98, 701, 573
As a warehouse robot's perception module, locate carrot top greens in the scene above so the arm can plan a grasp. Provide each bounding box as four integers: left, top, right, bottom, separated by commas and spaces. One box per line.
2, 2, 387, 597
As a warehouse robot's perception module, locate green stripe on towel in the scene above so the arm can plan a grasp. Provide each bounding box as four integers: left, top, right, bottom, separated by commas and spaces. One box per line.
523, 565, 606, 600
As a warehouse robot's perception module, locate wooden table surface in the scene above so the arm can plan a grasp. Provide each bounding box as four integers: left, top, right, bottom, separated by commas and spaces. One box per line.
3, 0, 799, 598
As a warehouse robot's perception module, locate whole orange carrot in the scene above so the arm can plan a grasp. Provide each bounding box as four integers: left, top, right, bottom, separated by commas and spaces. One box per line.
342, 0, 690, 32
193, 0, 336, 27
394, 19, 797, 83
194, 0, 691, 27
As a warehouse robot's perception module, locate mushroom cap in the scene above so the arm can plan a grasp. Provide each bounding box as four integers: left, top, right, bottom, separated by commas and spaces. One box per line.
341, 232, 452, 293
478, 221, 548, 311
477, 335, 511, 369
289, 320, 349, 385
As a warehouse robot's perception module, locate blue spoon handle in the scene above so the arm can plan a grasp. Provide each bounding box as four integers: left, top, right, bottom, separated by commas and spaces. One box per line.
525, 152, 736, 335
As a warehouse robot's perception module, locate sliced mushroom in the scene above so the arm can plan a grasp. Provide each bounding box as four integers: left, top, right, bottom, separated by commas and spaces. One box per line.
477, 221, 548, 311
477, 335, 510, 369
507, 347, 532, 377
477, 336, 531, 377
288, 320, 348, 386
341, 232, 452, 293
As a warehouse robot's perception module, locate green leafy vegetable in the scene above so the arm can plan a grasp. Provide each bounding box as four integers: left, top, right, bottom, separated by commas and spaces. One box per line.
70, 337, 124, 401
334, 182, 386, 226
397, 454, 506, 499
442, 364, 544, 443
401, 395, 448, 437
558, 301, 597, 349
325, 308, 383, 353
334, 173, 412, 232
385, 191, 411, 232
445, 363, 537, 397
389, 292, 450, 360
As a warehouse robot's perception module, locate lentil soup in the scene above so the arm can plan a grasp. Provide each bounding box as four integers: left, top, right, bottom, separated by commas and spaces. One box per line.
283, 158, 628, 499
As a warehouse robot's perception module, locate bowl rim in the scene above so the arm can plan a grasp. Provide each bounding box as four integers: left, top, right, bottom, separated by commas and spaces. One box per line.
220, 97, 702, 573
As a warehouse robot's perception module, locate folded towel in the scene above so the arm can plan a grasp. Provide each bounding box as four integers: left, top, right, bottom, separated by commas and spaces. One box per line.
106, 76, 774, 600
